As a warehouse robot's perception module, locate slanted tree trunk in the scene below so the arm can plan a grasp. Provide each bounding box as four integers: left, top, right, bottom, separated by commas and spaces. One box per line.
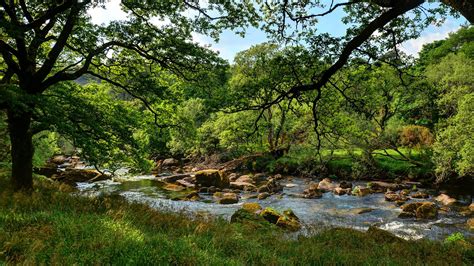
7, 109, 34, 191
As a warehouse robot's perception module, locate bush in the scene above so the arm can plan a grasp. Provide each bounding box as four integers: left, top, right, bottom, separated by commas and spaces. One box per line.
399, 125, 434, 149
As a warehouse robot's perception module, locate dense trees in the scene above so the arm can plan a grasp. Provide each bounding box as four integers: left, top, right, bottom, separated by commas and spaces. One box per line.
1, 1, 472, 191
0, 0, 253, 190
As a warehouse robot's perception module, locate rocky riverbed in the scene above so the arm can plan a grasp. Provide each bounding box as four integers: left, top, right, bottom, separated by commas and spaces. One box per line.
74, 172, 473, 241
39, 155, 473, 240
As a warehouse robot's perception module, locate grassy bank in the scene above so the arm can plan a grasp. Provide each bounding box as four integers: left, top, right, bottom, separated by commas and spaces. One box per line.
0, 171, 473, 265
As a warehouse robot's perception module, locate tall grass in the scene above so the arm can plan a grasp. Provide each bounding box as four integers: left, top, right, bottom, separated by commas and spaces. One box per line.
0, 170, 472, 265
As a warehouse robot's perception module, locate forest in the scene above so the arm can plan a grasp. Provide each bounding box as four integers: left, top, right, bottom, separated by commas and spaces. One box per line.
0, 0, 473, 264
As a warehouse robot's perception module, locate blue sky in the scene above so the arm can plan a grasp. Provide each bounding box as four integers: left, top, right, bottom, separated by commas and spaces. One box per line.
89, 1, 468, 62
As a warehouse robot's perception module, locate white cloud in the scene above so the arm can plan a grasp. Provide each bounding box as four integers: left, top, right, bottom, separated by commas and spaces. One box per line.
399, 21, 461, 57
88, 0, 127, 25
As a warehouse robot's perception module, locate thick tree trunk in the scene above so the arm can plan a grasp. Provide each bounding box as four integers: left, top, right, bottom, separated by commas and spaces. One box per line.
7, 109, 34, 191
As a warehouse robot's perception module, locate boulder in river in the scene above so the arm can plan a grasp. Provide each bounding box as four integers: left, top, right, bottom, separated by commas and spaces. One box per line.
195, 169, 229, 188
230, 181, 256, 191
338, 181, 353, 189
318, 178, 336, 192
399, 202, 438, 219
161, 158, 180, 167
467, 218, 474, 230
352, 186, 371, 197
214, 192, 239, 204
53, 168, 109, 185
368, 181, 400, 193
303, 182, 323, 198
257, 178, 283, 194
260, 207, 301, 231
384, 191, 408, 203
228, 173, 239, 182
411, 191, 429, 199
50, 155, 68, 165
334, 187, 351, 196
160, 173, 191, 183
258, 192, 270, 200
435, 194, 457, 206
163, 183, 186, 192
242, 202, 262, 213
235, 175, 255, 184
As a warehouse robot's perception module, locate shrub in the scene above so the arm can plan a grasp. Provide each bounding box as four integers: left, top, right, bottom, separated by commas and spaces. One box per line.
399, 125, 434, 149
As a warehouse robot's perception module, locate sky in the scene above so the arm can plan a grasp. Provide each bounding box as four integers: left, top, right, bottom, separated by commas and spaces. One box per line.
88, 1, 468, 62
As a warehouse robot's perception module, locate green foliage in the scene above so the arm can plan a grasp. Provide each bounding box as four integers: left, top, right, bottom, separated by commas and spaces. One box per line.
36, 82, 155, 172
32, 132, 60, 167
445, 232, 466, 244
426, 53, 474, 181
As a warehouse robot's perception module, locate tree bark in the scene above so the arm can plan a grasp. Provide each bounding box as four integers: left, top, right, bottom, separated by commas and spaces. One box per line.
7, 109, 34, 191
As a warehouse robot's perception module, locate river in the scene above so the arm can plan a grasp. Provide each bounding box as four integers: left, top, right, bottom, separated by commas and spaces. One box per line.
76, 174, 473, 241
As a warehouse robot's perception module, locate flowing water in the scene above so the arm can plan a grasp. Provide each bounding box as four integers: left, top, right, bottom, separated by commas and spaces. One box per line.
76, 174, 473, 241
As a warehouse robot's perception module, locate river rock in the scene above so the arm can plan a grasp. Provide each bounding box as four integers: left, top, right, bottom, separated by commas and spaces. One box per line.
195, 169, 229, 188
230, 181, 256, 191
162, 158, 180, 167
367, 226, 405, 243
160, 173, 191, 183
214, 192, 239, 204
228, 173, 239, 182
276, 215, 301, 231
339, 181, 353, 189
258, 192, 270, 200
163, 183, 186, 192
415, 202, 438, 219
468, 218, 474, 230
411, 191, 429, 199
399, 202, 438, 219
257, 178, 283, 194
352, 186, 371, 197
235, 175, 255, 184
368, 181, 400, 193
176, 179, 195, 188
231, 206, 301, 231
184, 191, 201, 201
261, 208, 301, 231
253, 173, 267, 182
435, 194, 457, 206
230, 208, 267, 226
303, 182, 323, 198
273, 174, 284, 180
54, 169, 109, 185
242, 202, 262, 213
318, 178, 336, 192
50, 155, 68, 165
334, 187, 351, 196
385, 191, 408, 202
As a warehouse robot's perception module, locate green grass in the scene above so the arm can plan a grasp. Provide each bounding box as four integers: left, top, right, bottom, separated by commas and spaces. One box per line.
0, 170, 473, 265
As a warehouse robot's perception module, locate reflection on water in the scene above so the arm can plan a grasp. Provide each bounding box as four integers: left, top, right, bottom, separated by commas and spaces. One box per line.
76, 175, 473, 241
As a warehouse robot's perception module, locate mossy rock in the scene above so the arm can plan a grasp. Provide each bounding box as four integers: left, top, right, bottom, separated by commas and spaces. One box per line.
242, 202, 262, 213
260, 207, 281, 224
367, 226, 405, 243
276, 216, 301, 232
415, 202, 438, 219
230, 209, 269, 228
195, 169, 229, 188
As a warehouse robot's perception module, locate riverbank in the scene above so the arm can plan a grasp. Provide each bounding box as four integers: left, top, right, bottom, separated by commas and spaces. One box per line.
0, 171, 472, 264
